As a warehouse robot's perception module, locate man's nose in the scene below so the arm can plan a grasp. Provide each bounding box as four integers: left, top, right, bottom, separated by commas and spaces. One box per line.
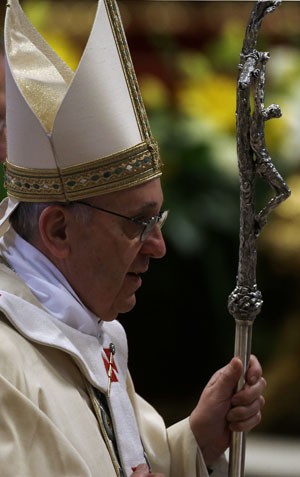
141, 226, 166, 259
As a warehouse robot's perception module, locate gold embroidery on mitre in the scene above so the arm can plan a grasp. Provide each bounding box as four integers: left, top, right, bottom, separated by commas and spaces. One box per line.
105, 0, 152, 142
4, 142, 162, 202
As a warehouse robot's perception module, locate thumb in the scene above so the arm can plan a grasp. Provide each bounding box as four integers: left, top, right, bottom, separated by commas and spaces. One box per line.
210, 358, 243, 399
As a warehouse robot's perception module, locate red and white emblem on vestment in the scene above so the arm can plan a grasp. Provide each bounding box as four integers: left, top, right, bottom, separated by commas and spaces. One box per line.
102, 347, 119, 383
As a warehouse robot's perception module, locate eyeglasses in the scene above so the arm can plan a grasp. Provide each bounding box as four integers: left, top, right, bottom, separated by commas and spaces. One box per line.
76, 201, 169, 242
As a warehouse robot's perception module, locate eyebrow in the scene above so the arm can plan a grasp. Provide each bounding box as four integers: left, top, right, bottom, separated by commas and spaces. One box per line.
130, 201, 162, 215
86, 198, 163, 217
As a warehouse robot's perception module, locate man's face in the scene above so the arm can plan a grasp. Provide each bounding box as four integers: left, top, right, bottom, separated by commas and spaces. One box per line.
64, 178, 166, 321
0, 53, 6, 163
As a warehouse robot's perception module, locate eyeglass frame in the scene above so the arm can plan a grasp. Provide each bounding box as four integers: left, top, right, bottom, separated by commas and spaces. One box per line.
75, 200, 169, 242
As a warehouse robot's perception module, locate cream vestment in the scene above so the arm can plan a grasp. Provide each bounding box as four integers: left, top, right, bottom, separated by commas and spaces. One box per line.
0, 229, 228, 477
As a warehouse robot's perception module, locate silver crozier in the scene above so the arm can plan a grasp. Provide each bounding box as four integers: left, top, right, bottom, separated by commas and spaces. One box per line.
228, 1, 290, 476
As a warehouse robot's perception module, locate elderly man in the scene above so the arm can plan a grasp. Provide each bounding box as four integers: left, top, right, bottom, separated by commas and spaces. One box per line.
0, 1, 265, 477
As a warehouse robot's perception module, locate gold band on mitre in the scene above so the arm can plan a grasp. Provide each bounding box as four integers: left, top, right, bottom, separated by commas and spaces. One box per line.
4, 141, 162, 202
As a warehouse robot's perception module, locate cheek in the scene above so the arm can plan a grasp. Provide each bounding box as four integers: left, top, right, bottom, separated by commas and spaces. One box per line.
95, 246, 141, 316
71, 250, 121, 317
71, 222, 141, 316
83, 236, 137, 297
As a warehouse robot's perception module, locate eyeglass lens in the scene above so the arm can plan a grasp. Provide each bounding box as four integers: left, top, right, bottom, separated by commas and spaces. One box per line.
141, 210, 168, 241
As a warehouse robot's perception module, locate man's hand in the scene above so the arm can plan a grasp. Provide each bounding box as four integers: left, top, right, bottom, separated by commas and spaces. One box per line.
131, 464, 165, 476
189, 354, 266, 467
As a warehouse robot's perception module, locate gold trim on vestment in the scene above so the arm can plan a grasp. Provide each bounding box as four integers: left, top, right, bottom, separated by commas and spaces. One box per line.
86, 382, 123, 477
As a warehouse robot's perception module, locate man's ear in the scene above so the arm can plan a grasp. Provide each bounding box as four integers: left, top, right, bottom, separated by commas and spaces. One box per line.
38, 206, 71, 259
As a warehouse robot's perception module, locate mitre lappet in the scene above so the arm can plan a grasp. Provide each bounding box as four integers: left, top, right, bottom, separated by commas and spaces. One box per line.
0, 0, 162, 234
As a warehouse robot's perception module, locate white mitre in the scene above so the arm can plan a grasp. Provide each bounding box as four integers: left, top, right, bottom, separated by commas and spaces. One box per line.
0, 0, 162, 233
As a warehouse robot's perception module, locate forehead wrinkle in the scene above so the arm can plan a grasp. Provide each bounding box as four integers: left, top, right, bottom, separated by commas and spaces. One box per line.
87, 179, 164, 214
89, 196, 162, 212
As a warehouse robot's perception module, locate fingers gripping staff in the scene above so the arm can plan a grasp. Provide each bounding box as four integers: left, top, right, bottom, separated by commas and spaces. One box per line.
227, 1, 290, 476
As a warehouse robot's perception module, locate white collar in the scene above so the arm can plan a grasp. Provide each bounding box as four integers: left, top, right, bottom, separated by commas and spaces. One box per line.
0, 226, 146, 476
0, 226, 102, 337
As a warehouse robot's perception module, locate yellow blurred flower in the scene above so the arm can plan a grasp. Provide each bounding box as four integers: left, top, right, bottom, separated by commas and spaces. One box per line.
177, 74, 236, 133
42, 33, 80, 71
139, 75, 171, 110
259, 174, 300, 272
23, 0, 50, 27
264, 111, 288, 155
23, 0, 80, 71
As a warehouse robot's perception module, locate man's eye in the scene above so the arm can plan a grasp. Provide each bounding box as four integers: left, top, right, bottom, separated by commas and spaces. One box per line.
132, 216, 147, 224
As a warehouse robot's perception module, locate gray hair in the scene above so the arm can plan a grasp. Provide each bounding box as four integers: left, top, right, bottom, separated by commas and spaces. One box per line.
10, 201, 92, 243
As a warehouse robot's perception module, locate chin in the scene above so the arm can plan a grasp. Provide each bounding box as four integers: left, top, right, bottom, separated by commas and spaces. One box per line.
118, 294, 137, 316
102, 314, 118, 322
97, 293, 137, 321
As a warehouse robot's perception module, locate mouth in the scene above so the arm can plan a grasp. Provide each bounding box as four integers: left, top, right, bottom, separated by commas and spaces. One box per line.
127, 271, 141, 279
128, 265, 149, 275
127, 271, 143, 287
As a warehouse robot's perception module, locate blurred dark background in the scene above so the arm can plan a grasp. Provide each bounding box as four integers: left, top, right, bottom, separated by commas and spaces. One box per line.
1, 1, 300, 437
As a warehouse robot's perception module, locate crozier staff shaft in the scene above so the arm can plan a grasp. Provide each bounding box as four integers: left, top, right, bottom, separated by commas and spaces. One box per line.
227, 2, 290, 477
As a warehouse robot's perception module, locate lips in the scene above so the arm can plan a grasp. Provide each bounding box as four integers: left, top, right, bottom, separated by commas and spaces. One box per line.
128, 267, 148, 276
127, 272, 141, 280
127, 272, 142, 287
